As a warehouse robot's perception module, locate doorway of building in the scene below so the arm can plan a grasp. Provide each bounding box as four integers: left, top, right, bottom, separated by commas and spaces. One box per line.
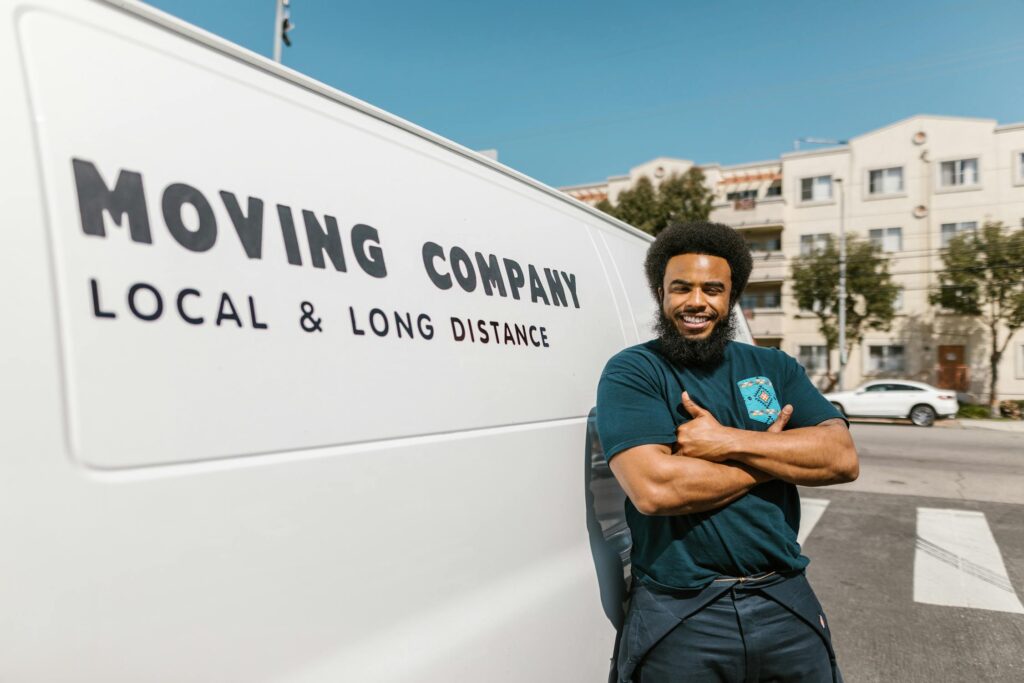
937, 345, 968, 391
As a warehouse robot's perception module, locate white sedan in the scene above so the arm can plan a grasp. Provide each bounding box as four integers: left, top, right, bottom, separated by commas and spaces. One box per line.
824, 380, 959, 427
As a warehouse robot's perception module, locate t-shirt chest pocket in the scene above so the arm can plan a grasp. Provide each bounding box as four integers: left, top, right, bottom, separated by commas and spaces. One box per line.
737, 375, 783, 427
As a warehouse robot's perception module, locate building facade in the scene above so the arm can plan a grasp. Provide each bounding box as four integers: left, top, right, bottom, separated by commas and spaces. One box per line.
561, 115, 1024, 401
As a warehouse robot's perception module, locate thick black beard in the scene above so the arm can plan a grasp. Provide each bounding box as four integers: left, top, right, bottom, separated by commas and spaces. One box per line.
655, 308, 736, 371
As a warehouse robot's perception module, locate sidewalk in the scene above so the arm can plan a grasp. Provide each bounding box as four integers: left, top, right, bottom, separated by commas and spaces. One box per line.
956, 418, 1024, 433
848, 417, 1024, 432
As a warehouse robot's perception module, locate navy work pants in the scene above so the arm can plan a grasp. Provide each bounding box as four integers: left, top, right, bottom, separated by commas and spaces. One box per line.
616, 572, 842, 683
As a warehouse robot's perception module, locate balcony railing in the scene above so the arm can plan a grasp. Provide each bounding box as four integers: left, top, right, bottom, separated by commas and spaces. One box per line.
744, 308, 785, 338
748, 251, 786, 282
710, 196, 785, 230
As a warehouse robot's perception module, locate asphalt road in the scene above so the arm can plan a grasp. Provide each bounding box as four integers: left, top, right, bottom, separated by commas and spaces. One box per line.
801, 423, 1024, 682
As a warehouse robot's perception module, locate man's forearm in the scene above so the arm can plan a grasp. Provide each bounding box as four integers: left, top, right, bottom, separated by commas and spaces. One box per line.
725, 420, 859, 486
642, 457, 772, 516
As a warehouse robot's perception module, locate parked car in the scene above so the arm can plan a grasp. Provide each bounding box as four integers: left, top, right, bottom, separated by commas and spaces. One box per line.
824, 380, 959, 427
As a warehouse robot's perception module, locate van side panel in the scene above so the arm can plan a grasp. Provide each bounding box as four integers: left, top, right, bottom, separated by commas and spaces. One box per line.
15, 3, 625, 469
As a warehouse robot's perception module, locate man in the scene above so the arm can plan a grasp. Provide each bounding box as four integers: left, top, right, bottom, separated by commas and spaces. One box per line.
596, 221, 858, 683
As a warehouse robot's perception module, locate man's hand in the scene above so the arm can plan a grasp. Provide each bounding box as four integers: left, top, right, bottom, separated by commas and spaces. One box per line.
606, 391, 794, 516
676, 391, 793, 462
765, 401, 794, 434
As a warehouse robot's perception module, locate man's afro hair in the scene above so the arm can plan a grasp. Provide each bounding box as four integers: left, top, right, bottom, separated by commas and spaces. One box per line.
644, 221, 753, 305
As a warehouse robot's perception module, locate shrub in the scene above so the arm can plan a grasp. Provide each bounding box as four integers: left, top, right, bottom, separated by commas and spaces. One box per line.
957, 404, 991, 419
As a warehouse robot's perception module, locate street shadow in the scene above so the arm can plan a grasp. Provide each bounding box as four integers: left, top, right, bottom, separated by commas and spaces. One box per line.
891, 314, 937, 384
583, 408, 632, 680
897, 313, 988, 401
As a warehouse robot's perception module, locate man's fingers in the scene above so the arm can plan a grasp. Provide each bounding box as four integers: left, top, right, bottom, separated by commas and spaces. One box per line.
768, 404, 794, 432
681, 391, 708, 418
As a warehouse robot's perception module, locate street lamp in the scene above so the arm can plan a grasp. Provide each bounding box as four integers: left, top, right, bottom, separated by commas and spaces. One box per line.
835, 177, 847, 391
273, 0, 294, 63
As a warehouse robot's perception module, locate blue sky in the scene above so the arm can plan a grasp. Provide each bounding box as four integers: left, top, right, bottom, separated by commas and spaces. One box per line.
148, 0, 1024, 188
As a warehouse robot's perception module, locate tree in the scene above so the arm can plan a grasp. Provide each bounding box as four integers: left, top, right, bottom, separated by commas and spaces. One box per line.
594, 168, 714, 235
791, 235, 899, 391
656, 167, 714, 230
611, 176, 660, 234
930, 221, 1024, 417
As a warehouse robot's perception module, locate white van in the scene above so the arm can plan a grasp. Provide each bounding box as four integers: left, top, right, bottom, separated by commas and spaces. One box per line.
0, 1, 752, 679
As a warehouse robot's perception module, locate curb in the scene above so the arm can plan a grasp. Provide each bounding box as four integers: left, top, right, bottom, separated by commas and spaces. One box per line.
956, 418, 1024, 433
846, 417, 1024, 432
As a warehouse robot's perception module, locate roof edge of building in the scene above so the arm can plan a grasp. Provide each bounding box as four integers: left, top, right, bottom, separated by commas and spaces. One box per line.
712, 158, 783, 171
848, 114, 1000, 142
780, 145, 849, 160
558, 180, 609, 191
995, 121, 1024, 133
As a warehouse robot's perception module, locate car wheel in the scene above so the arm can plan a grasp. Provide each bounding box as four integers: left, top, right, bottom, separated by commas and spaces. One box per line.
830, 402, 846, 417
909, 404, 936, 427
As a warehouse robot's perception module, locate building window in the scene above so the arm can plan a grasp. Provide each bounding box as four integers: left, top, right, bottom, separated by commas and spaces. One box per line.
939, 158, 979, 187
869, 227, 902, 252
800, 175, 833, 202
800, 233, 831, 255
799, 345, 828, 373
746, 235, 782, 252
893, 288, 904, 312
868, 345, 906, 373
727, 189, 758, 210
940, 221, 977, 247
868, 167, 904, 195
765, 181, 782, 197
726, 190, 758, 201
741, 289, 782, 310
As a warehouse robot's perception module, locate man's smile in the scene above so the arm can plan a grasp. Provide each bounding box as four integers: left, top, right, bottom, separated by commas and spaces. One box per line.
677, 312, 716, 333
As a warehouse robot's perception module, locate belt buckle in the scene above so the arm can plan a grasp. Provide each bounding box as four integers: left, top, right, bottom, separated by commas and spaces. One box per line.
714, 570, 776, 584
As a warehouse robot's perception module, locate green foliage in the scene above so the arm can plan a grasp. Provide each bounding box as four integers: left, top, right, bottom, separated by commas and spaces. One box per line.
656, 168, 714, 231
600, 168, 714, 235
613, 176, 661, 234
930, 221, 1024, 414
930, 221, 1024, 326
790, 235, 899, 382
957, 404, 991, 419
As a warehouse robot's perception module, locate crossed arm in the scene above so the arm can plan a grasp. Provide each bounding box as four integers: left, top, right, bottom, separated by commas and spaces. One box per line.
608, 392, 859, 516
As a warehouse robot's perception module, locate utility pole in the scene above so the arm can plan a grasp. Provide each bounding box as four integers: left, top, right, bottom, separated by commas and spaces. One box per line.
273, 0, 293, 63
835, 177, 847, 391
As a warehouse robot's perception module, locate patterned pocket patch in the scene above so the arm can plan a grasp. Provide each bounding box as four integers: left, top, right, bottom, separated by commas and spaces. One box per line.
738, 376, 782, 425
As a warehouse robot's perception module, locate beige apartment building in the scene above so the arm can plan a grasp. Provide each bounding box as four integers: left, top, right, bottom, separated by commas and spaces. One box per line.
561, 115, 1024, 401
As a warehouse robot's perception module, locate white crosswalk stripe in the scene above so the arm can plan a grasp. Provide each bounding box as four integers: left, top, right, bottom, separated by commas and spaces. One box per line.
913, 507, 1024, 614
798, 499, 1024, 614
797, 498, 830, 546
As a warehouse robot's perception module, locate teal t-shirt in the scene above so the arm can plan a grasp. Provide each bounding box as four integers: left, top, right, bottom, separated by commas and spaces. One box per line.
595, 340, 843, 590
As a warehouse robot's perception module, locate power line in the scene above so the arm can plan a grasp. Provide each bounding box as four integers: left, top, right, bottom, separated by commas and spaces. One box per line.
759, 201, 1022, 226
488, 38, 1024, 145
719, 163, 1020, 196
751, 227, 1024, 257
761, 248, 1024, 266
767, 279, 1024, 300
772, 264, 1024, 289
750, 247, 1024, 268
756, 265, 1023, 286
